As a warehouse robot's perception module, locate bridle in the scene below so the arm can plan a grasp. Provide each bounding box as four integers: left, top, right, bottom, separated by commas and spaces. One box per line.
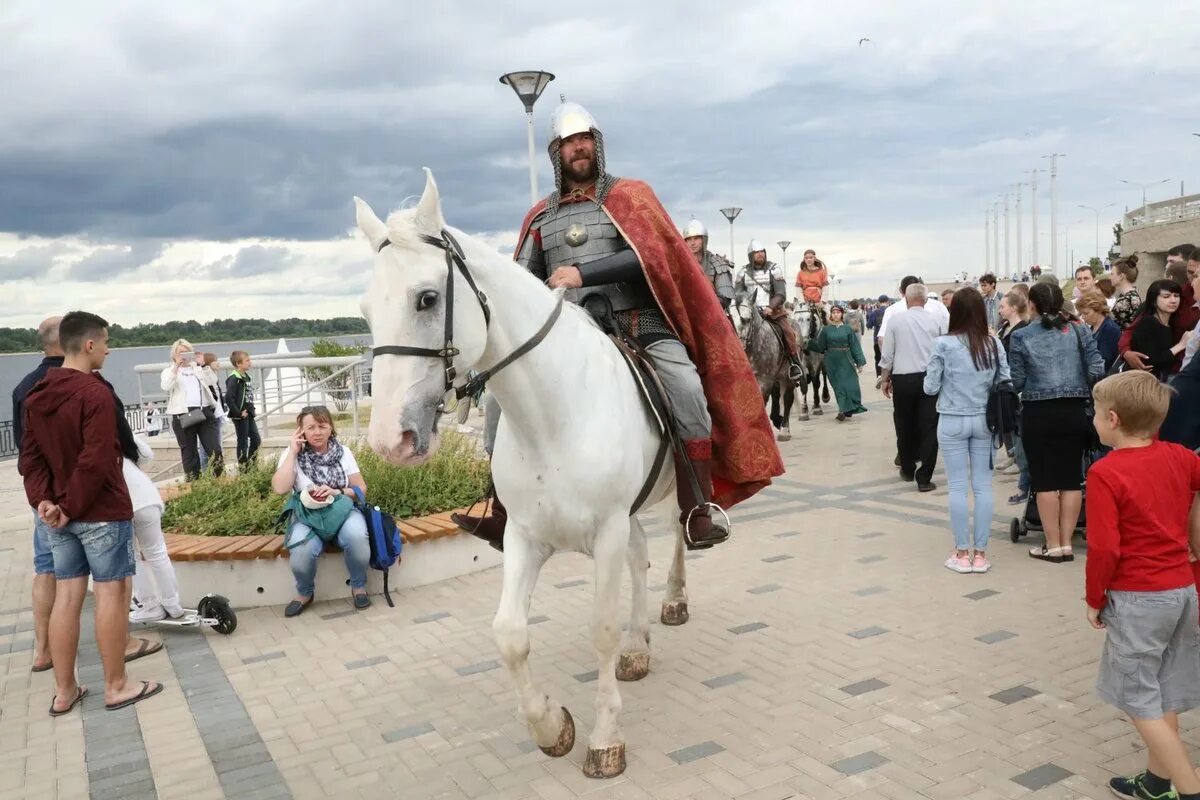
370, 228, 563, 400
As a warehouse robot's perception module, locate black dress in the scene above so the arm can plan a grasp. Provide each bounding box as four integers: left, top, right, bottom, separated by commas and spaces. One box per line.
1129, 315, 1178, 380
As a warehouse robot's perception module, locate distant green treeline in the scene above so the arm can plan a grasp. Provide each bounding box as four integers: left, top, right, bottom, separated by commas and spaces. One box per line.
0, 317, 370, 354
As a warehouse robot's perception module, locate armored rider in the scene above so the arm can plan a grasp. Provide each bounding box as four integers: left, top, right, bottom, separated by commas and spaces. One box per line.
681, 219, 735, 323
735, 240, 805, 382
452, 102, 783, 552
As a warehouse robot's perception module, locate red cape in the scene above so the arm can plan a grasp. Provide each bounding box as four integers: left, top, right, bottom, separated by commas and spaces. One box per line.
516, 179, 784, 507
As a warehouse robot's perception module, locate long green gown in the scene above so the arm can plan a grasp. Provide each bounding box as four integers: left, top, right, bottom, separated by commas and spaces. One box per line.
808, 322, 868, 414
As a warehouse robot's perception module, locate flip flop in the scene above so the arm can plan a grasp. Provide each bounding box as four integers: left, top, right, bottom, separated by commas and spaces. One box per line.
49, 686, 88, 717
105, 681, 164, 711
31, 661, 53, 673
124, 638, 163, 663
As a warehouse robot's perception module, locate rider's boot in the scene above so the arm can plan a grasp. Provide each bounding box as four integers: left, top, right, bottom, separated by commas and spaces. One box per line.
788, 355, 805, 384
675, 451, 730, 551
451, 495, 507, 553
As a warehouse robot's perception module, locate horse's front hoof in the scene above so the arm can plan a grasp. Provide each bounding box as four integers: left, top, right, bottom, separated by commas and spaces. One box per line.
583, 743, 626, 779
660, 601, 689, 626
777, 431, 791, 442
813, 408, 824, 416
798, 414, 809, 422
616, 651, 650, 681
539, 706, 575, 758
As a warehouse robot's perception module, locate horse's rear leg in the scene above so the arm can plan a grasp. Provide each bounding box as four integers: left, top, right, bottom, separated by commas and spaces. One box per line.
779, 385, 794, 440
661, 515, 689, 625
491, 534, 573, 758
617, 516, 650, 682
584, 520, 632, 778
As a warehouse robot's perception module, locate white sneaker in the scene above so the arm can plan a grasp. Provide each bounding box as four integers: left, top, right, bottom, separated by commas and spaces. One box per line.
944, 554, 973, 574
163, 603, 187, 619
130, 605, 166, 623
971, 554, 991, 573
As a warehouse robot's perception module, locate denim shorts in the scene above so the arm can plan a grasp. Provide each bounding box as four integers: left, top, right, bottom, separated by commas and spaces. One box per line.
49, 520, 136, 582
32, 509, 55, 575
1097, 587, 1200, 719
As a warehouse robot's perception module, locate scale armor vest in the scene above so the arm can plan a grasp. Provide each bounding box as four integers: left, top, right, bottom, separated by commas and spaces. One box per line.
530, 199, 672, 341
702, 251, 735, 302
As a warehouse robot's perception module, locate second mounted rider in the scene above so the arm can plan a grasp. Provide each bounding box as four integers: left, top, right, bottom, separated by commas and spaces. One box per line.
681, 219, 735, 324
795, 248, 830, 324
735, 240, 805, 383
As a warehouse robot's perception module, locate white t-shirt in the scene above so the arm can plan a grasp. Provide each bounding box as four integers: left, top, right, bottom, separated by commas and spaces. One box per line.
876, 296, 950, 342
178, 368, 205, 408
277, 446, 361, 493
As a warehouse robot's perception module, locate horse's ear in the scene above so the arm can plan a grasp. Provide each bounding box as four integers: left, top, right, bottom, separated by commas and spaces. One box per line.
354, 197, 389, 252
414, 167, 445, 236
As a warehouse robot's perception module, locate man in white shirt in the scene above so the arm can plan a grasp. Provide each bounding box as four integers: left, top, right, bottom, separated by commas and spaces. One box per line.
876, 275, 950, 345
880, 282, 947, 491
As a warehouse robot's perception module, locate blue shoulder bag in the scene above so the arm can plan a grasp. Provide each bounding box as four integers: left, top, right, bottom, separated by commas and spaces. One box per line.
351, 487, 403, 607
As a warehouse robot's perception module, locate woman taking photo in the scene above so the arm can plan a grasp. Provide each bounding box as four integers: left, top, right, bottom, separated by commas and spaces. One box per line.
160, 339, 223, 480
272, 406, 370, 616
1076, 290, 1121, 369
806, 304, 867, 421
923, 288, 1009, 574
1130, 279, 1190, 381
1008, 282, 1105, 563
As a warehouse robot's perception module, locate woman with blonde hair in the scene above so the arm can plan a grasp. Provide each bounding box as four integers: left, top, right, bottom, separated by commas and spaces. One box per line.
160, 338, 223, 480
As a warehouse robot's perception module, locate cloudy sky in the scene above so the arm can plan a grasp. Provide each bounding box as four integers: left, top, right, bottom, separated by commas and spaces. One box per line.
1, 0, 1197, 327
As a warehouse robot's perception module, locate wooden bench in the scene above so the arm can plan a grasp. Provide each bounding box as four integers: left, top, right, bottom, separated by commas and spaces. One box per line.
163, 506, 471, 562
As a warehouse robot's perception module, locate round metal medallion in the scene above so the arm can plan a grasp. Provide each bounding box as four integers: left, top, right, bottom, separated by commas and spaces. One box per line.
565, 223, 589, 247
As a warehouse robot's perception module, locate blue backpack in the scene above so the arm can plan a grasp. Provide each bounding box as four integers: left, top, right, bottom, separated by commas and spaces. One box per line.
352, 488, 403, 607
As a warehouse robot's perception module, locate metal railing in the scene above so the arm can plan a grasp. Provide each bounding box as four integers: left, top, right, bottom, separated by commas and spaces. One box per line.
1124, 194, 1200, 229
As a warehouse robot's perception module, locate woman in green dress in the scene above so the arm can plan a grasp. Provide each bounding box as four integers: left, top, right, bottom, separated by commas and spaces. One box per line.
807, 305, 868, 421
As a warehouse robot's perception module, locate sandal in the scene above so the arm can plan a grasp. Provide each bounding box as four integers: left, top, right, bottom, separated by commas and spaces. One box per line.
105, 681, 164, 711
124, 638, 163, 663
49, 685, 88, 717
31, 660, 53, 673
1060, 549, 1075, 562
1028, 546, 1064, 563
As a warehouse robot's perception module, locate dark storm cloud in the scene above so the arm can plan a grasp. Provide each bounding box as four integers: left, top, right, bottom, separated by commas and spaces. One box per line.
67, 241, 166, 281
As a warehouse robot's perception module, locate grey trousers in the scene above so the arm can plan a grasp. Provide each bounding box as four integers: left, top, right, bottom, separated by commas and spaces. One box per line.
481, 338, 712, 455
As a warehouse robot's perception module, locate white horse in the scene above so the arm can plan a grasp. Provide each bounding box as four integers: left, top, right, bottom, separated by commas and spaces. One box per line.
357, 170, 694, 779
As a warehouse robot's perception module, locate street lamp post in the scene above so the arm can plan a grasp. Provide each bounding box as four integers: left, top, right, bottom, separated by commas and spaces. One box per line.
720, 207, 742, 265
1077, 203, 1117, 264
984, 211, 990, 272
1043, 153, 1065, 276
777, 240, 792, 274
1119, 178, 1171, 226
499, 70, 556, 205
1002, 192, 1011, 276
1012, 182, 1026, 278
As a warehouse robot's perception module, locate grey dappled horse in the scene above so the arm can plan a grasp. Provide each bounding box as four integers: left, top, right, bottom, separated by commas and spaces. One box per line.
792, 304, 830, 420
733, 300, 804, 440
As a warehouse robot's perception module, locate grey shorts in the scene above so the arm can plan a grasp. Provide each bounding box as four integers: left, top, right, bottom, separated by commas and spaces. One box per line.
1097, 587, 1200, 719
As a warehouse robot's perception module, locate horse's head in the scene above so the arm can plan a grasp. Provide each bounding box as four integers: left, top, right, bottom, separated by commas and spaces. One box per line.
357, 170, 491, 466
731, 299, 755, 340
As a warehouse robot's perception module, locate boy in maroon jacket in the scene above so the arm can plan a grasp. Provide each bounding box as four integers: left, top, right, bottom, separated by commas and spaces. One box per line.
1085, 370, 1200, 799
20, 311, 163, 715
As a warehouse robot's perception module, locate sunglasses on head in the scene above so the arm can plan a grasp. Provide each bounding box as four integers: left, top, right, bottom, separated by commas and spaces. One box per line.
300, 405, 330, 415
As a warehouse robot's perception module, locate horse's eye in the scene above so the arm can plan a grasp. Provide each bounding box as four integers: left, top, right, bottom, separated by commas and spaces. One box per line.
417, 291, 439, 311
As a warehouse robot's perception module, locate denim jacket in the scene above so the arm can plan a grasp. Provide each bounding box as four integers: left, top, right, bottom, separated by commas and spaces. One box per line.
1009, 320, 1105, 401
923, 334, 1010, 415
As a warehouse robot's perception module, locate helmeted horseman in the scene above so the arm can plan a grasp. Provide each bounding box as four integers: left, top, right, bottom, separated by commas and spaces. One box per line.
734, 240, 805, 383
681, 219, 735, 324
452, 102, 782, 552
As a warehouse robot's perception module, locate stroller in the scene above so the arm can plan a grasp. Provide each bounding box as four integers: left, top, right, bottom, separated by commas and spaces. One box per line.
1008, 449, 1103, 543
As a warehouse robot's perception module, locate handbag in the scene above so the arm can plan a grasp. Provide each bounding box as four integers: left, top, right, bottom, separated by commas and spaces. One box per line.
1071, 324, 1105, 454
351, 487, 402, 607
177, 408, 207, 430
986, 339, 1020, 448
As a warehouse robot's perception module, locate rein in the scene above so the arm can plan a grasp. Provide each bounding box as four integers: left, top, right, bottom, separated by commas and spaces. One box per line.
370, 229, 562, 400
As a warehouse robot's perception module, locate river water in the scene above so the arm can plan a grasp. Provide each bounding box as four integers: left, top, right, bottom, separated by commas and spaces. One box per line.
0, 335, 366, 421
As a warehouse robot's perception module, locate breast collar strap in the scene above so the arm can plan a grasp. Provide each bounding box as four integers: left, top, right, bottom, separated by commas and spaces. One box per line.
370, 229, 562, 400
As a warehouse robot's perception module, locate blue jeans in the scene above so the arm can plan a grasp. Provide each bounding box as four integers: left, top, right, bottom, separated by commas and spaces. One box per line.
32, 509, 54, 575
48, 519, 136, 582
287, 512, 370, 598
937, 414, 995, 552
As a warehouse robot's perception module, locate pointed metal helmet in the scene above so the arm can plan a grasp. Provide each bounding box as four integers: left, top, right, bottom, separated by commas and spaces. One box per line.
546, 101, 615, 211
747, 238, 767, 256
681, 219, 708, 240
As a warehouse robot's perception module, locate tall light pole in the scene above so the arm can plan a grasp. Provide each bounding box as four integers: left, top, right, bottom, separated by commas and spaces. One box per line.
984, 210, 991, 272
991, 204, 1000, 276
777, 240, 792, 274
1013, 182, 1026, 277
1119, 178, 1170, 225
1077, 203, 1117, 264
499, 70, 556, 205
1026, 168, 1044, 270
1043, 153, 1065, 276
1063, 217, 1084, 274
1002, 193, 1011, 276
720, 207, 742, 265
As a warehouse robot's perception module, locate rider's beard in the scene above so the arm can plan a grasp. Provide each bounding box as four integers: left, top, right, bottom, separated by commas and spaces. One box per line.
562, 155, 597, 186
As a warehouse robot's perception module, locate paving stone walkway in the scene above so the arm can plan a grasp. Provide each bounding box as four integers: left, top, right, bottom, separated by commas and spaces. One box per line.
0, 384, 1188, 799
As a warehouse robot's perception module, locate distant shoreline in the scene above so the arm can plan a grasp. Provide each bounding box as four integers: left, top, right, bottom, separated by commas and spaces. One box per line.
0, 334, 369, 358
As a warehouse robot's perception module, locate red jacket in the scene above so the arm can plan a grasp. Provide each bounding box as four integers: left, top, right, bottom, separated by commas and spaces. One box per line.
1084, 440, 1200, 609
19, 368, 132, 522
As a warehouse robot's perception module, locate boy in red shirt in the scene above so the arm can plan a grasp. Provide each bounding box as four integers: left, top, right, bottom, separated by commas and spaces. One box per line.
1086, 370, 1200, 799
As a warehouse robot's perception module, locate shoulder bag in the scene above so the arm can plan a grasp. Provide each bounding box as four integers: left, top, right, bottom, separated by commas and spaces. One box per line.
986, 338, 1020, 446
1071, 323, 1105, 455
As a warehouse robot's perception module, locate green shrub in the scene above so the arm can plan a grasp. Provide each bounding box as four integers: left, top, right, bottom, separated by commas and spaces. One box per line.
162, 432, 490, 537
